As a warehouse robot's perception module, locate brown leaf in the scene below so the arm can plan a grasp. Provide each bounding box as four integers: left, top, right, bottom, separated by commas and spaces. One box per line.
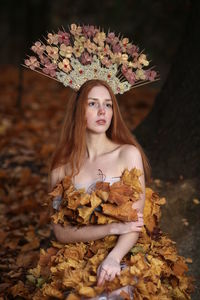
10, 280, 29, 297
49, 183, 63, 197
102, 201, 137, 221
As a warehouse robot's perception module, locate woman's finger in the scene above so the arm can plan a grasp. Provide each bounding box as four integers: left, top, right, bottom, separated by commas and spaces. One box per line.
109, 273, 116, 281
137, 212, 143, 216
105, 272, 113, 282
134, 227, 143, 232
97, 269, 106, 286
96, 266, 100, 278
116, 271, 120, 276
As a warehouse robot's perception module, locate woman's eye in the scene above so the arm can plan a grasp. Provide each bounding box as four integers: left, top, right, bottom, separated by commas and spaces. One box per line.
106, 103, 112, 108
88, 102, 95, 106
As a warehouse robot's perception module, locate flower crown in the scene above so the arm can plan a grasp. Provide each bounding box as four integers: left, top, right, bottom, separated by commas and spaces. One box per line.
24, 24, 159, 95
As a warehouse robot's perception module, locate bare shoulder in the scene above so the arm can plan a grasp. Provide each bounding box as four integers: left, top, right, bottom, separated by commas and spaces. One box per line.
50, 163, 70, 189
119, 144, 143, 170
119, 144, 141, 159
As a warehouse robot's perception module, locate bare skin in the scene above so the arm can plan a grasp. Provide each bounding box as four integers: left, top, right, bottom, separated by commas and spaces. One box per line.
50, 85, 145, 293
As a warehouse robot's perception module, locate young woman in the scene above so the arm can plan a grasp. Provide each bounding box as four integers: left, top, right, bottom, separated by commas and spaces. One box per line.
24, 24, 193, 300
49, 78, 150, 297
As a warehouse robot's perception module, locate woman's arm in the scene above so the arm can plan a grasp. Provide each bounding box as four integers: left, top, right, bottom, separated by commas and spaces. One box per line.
109, 146, 146, 259
52, 219, 143, 244
52, 222, 111, 243
97, 146, 146, 285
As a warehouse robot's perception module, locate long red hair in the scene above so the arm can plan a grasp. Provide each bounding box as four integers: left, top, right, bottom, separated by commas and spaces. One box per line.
49, 79, 151, 183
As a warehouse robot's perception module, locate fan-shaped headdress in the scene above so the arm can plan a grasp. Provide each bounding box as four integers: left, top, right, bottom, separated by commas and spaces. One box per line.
24, 24, 159, 95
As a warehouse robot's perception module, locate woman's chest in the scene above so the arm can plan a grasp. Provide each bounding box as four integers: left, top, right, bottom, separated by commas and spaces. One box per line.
74, 155, 124, 186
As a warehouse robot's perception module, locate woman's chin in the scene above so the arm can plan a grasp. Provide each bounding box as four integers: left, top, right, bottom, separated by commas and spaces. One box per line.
86, 126, 109, 134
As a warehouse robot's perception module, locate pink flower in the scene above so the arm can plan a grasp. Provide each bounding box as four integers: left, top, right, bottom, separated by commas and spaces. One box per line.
24, 56, 40, 70
58, 31, 71, 45
47, 33, 59, 45
145, 70, 157, 81
39, 54, 50, 65
126, 44, 139, 57
82, 25, 96, 38
43, 62, 57, 77
31, 41, 45, 55
121, 65, 136, 84
80, 52, 93, 65
101, 56, 112, 67
112, 43, 122, 54
106, 32, 119, 45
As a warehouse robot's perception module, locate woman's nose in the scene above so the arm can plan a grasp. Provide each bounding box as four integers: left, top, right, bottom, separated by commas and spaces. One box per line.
98, 106, 106, 115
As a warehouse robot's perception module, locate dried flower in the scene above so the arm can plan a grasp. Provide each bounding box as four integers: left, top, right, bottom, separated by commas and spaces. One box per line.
110, 52, 122, 64
97, 44, 112, 59
73, 40, 85, 58
138, 54, 149, 66
145, 70, 157, 81
47, 33, 59, 45
46, 46, 59, 60
122, 65, 136, 84
43, 62, 57, 77
106, 32, 119, 45
58, 31, 71, 45
93, 32, 106, 47
101, 56, 112, 67
59, 44, 73, 58
82, 25, 97, 38
70, 24, 82, 36
84, 40, 97, 54
25, 56, 40, 70
121, 54, 129, 64
120, 38, 129, 48
135, 69, 146, 80
112, 43, 122, 54
39, 54, 50, 65
127, 44, 139, 57
31, 42, 45, 55
58, 59, 72, 73
80, 52, 93, 65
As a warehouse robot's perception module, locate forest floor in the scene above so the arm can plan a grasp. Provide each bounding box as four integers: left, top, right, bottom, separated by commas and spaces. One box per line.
0, 66, 199, 299
150, 179, 200, 300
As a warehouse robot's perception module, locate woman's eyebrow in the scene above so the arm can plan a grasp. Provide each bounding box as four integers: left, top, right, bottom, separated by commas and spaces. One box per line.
88, 97, 112, 101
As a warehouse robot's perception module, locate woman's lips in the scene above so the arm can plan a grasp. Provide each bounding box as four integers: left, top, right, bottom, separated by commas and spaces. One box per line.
96, 119, 106, 125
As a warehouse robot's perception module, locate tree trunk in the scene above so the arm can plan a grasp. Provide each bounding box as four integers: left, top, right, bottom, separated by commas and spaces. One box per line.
133, 0, 200, 181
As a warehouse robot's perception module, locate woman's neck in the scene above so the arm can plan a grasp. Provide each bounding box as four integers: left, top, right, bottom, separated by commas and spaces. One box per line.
85, 132, 113, 161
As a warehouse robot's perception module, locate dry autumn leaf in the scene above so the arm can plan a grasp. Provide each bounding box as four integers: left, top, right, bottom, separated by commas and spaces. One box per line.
102, 201, 138, 221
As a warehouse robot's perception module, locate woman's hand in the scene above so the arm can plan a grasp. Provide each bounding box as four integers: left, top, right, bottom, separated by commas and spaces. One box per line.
110, 212, 144, 235
97, 255, 121, 286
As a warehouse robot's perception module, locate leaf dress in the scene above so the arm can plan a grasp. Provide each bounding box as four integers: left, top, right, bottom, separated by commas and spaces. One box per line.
28, 168, 193, 300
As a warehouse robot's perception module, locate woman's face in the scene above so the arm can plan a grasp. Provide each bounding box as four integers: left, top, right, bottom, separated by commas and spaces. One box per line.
85, 85, 113, 134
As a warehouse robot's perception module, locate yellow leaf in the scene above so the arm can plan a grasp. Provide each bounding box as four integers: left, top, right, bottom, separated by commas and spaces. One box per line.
79, 286, 96, 297
78, 206, 94, 223
66, 294, 81, 300
90, 192, 102, 208
89, 275, 96, 282
80, 193, 90, 205
42, 283, 63, 298
49, 183, 63, 197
